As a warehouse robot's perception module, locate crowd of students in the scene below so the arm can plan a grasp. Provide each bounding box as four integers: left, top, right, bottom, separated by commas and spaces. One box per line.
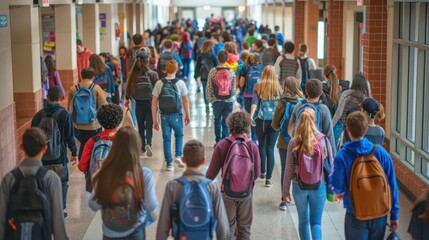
1, 16, 428, 240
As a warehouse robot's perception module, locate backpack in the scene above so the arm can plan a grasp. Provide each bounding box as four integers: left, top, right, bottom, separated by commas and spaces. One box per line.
128, 47, 140, 70
85, 136, 112, 192
279, 55, 299, 84
222, 137, 255, 198
171, 177, 217, 240
71, 84, 97, 125
294, 100, 322, 132
180, 42, 193, 59
349, 145, 392, 220
200, 55, 214, 79
6, 167, 52, 240
37, 109, 63, 161
244, 65, 263, 95
299, 58, 310, 91
101, 173, 139, 232
132, 73, 153, 101
295, 134, 325, 190
213, 67, 233, 100
279, 99, 301, 142
158, 78, 182, 114
93, 72, 108, 92
261, 48, 277, 67
257, 99, 278, 120
157, 53, 174, 79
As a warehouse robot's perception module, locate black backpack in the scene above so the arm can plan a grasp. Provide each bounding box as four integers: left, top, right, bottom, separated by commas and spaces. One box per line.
200, 55, 214, 79
132, 73, 153, 101
5, 167, 52, 240
299, 58, 310, 92
157, 53, 174, 79
158, 78, 182, 114
37, 109, 63, 161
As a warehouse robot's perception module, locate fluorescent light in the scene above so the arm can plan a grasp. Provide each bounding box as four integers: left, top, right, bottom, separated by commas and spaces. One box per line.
203, 5, 211, 10
238, 6, 245, 12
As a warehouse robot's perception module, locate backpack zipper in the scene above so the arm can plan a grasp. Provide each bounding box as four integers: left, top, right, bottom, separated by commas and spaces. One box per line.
356, 175, 386, 191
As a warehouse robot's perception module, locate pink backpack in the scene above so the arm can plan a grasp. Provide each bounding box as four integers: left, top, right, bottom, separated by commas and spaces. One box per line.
295, 134, 326, 190
222, 137, 255, 198
214, 67, 232, 100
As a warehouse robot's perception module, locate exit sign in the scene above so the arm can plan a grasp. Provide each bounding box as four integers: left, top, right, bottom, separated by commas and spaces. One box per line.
357, 0, 364, 6
40, 0, 49, 7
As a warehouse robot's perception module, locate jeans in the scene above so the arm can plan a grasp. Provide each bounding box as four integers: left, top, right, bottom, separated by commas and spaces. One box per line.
103, 223, 146, 240
75, 128, 102, 160
279, 148, 287, 197
44, 163, 69, 210
255, 119, 279, 179
222, 192, 253, 240
181, 58, 191, 80
201, 80, 208, 105
292, 181, 326, 240
135, 101, 153, 148
344, 213, 387, 240
112, 86, 120, 105
213, 102, 233, 143
160, 113, 184, 162
243, 97, 257, 141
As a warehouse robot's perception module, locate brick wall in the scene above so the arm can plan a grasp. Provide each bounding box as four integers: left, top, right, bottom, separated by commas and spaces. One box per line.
14, 89, 43, 118
294, 0, 305, 46
327, 0, 344, 79
0, 103, 17, 179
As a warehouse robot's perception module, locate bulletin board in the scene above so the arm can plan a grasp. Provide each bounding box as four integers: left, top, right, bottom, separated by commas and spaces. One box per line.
42, 14, 56, 56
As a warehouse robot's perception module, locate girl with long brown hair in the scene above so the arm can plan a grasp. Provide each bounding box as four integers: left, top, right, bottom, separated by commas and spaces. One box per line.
283, 109, 333, 240
89, 54, 115, 101
44, 55, 65, 96
89, 126, 158, 239
250, 66, 282, 187
271, 76, 304, 210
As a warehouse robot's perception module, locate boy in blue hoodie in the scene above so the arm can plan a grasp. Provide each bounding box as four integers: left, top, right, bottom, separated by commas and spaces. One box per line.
330, 111, 399, 239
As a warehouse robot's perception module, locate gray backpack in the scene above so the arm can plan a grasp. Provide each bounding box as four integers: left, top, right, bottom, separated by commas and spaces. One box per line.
279, 55, 299, 85
132, 73, 153, 101
38, 109, 63, 161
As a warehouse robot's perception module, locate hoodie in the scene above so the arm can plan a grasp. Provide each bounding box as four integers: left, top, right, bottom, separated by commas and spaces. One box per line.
31, 104, 77, 165
77, 48, 93, 82
330, 138, 400, 220
225, 53, 239, 72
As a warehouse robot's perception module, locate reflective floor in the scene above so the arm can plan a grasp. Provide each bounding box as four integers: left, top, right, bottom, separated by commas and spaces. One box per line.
64, 78, 413, 240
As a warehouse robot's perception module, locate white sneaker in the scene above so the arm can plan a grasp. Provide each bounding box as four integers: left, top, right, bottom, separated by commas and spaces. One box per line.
174, 158, 185, 168
145, 145, 153, 157
166, 162, 174, 171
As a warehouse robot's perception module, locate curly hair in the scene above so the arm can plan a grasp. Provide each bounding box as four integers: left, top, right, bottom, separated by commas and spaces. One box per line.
226, 111, 252, 134
97, 104, 123, 129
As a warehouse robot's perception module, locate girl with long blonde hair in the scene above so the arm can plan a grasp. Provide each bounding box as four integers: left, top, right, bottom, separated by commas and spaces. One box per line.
271, 76, 304, 211
250, 65, 282, 187
283, 109, 333, 240
90, 126, 158, 239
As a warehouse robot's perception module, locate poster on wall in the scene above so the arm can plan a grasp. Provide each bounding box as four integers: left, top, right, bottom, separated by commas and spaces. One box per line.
42, 14, 55, 56
100, 13, 107, 41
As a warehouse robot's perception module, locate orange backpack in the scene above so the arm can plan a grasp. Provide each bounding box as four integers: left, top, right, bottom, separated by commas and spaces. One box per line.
349, 145, 391, 220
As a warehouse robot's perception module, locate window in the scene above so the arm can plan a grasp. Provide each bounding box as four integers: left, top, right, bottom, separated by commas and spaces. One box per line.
426, 4, 429, 44
409, 3, 418, 42
423, 51, 429, 153
406, 47, 418, 143
422, 158, 429, 180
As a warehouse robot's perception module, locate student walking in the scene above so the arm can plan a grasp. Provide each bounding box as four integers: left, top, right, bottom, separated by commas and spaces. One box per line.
179, 32, 193, 82
297, 44, 317, 94
89, 126, 158, 239
157, 40, 184, 79
408, 191, 429, 240
361, 97, 386, 145
44, 55, 65, 97
77, 39, 93, 82
249, 66, 282, 186
274, 41, 302, 86
89, 54, 116, 101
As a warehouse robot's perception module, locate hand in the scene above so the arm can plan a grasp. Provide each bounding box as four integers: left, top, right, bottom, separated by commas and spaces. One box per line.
283, 194, 292, 204
336, 193, 344, 203
251, 119, 256, 127
184, 115, 191, 126
153, 122, 160, 131
70, 156, 78, 165
124, 100, 129, 108
389, 220, 398, 232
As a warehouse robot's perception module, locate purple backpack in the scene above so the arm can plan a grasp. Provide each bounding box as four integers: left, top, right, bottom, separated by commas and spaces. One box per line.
295, 134, 326, 190
222, 137, 255, 198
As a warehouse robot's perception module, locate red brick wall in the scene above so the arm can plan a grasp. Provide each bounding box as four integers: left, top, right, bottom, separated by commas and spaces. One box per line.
294, 0, 305, 46
0, 103, 17, 179
14, 89, 43, 118
327, 0, 344, 79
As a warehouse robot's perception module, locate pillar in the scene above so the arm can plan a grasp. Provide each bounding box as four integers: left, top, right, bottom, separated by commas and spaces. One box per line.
99, 4, 119, 56
135, 3, 143, 34
327, 0, 344, 78
305, 1, 319, 65
126, 3, 136, 37
0, 8, 17, 179
118, 3, 127, 47
82, 4, 100, 54
293, 0, 305, 45
55, 4, 78, 98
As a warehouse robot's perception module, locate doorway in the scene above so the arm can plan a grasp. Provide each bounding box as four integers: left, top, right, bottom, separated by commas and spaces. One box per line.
353, 12, 364, 75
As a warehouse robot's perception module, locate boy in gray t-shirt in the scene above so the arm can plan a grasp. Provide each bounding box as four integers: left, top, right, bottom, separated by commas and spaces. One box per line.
361, 97, 385, 145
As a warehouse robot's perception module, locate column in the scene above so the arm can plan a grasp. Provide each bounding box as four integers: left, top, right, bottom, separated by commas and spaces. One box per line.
305, 0, 319, 64
135, 3, 143, 34
327, 0, 344, 78
99, 4, 120, 56
293, 0, 305, 45
82, 4, 100, 54
0, 8, 17, 178
126, 3, 136, 37
55, 4, 78, 98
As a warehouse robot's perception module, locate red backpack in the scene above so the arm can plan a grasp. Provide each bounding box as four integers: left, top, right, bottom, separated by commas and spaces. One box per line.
214, 67, 233, 99
295, 133, 326, 190
222, 137, 255, 198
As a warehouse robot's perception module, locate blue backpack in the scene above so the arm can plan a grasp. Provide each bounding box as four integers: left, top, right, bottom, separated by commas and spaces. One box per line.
158, 78, 182, 114
294, 100, 322, 131
279, 99, 301, 142
245, 64, 263, 95
172, 177, 217, 240
86, 136, 112, 192
257, 99, 278, 120
72, 84, 97, 125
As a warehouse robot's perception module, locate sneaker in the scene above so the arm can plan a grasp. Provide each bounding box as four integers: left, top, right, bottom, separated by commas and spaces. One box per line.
63, 212, 69, 220
145, 145, 153, 157
174, 158, 185, 168
265, 179, 272, 187
260, 173, 266, 179
279, 201, 287, 211
141, 147, 146, 154
166, 162, 174, 171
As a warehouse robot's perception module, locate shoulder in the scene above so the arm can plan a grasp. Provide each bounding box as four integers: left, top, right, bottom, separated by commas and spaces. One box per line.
44, 168, 62, 188
316, 103, 331, 115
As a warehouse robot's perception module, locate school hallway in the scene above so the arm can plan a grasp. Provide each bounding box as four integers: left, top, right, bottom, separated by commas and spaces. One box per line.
60, 79, 412, 240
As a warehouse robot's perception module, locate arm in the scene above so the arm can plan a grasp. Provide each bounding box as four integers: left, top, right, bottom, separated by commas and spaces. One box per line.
309, 58, 317, 70
142, 168, 158, 216
151, 96, 159, 131
283, 141, 296, 197
47, 173, 69, 239
67, 87, 75, 111
96, 86, 108, 107
174, 55, 183, 69
274, 56, 282, 79
206, 69, 216, 103
250, 90, 259, 119
295, 59, 302, 83
230, 71, 236, 97
155, 182, 175, 240
252, 142, 261, 178
182, 95, 190, 125
77, 138, 95, 172
54, 71, 66, 97
287, 102, 299, 137
211, 184, 230, 239
63, 112, 77, 157
332, 91, 349, 126
320, 105, 337, 156
239, 76, 246, 88
206, 146, 223, 180
330, 154, 347, 194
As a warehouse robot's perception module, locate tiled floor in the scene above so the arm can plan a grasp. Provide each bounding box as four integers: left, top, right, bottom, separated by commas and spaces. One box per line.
64, 80, 413, 240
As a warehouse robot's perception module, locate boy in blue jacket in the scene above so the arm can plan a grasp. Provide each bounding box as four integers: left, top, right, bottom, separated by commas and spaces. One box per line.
330, 111, 399, 239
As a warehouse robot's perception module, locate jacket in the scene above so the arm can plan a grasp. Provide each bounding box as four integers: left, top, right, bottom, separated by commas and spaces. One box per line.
330, 138, 400, 220
271, 95, 301, 149
78, 128, 116, 172
194, 53, 218, 80
77, 48, 93, 81
225, 53, 239, 72
31, 104, 77, 165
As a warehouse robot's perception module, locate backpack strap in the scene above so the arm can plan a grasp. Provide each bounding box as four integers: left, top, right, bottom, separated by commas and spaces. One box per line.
10, 168, 25, 196
175, 177, 189, 187
76, 84, 80, 91
89, 83, 95, 90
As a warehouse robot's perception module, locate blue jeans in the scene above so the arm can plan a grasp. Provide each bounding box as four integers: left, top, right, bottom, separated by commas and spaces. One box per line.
43, 163, 68, 210
213, 102, 233, 143
344, 213, 387, 240
279, 148, 287, 198
243, 97, 257, 141
292, 181, 326, 240
181, 58, 191, 80
161, 114, 184, 162
255, 119, 279, 179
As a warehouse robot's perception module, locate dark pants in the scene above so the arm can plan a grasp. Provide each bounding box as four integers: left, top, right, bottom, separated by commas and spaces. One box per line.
75, 128, 102, 160
279, 148, 287, 197
222, 192, 253, 240
243, 97, 257, 141
44, 163, 68, 210
255, 119, 279, 179
112, 86, 120, 104
201, 80, 208, 105
135, 101, 153, 148
103, 223, 146, 240
181, 58, 191, 80
213, 102, 233, 143
344, 213, 387, 240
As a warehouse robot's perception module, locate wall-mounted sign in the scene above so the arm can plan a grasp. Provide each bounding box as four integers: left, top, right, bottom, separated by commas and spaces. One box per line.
40, 0, 49, 7
99, 13, 107, 41
357, 0, 364, 6
0, 14, 8, 28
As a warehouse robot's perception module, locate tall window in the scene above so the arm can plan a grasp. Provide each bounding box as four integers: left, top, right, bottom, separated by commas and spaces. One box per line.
392, 2, 429, 181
